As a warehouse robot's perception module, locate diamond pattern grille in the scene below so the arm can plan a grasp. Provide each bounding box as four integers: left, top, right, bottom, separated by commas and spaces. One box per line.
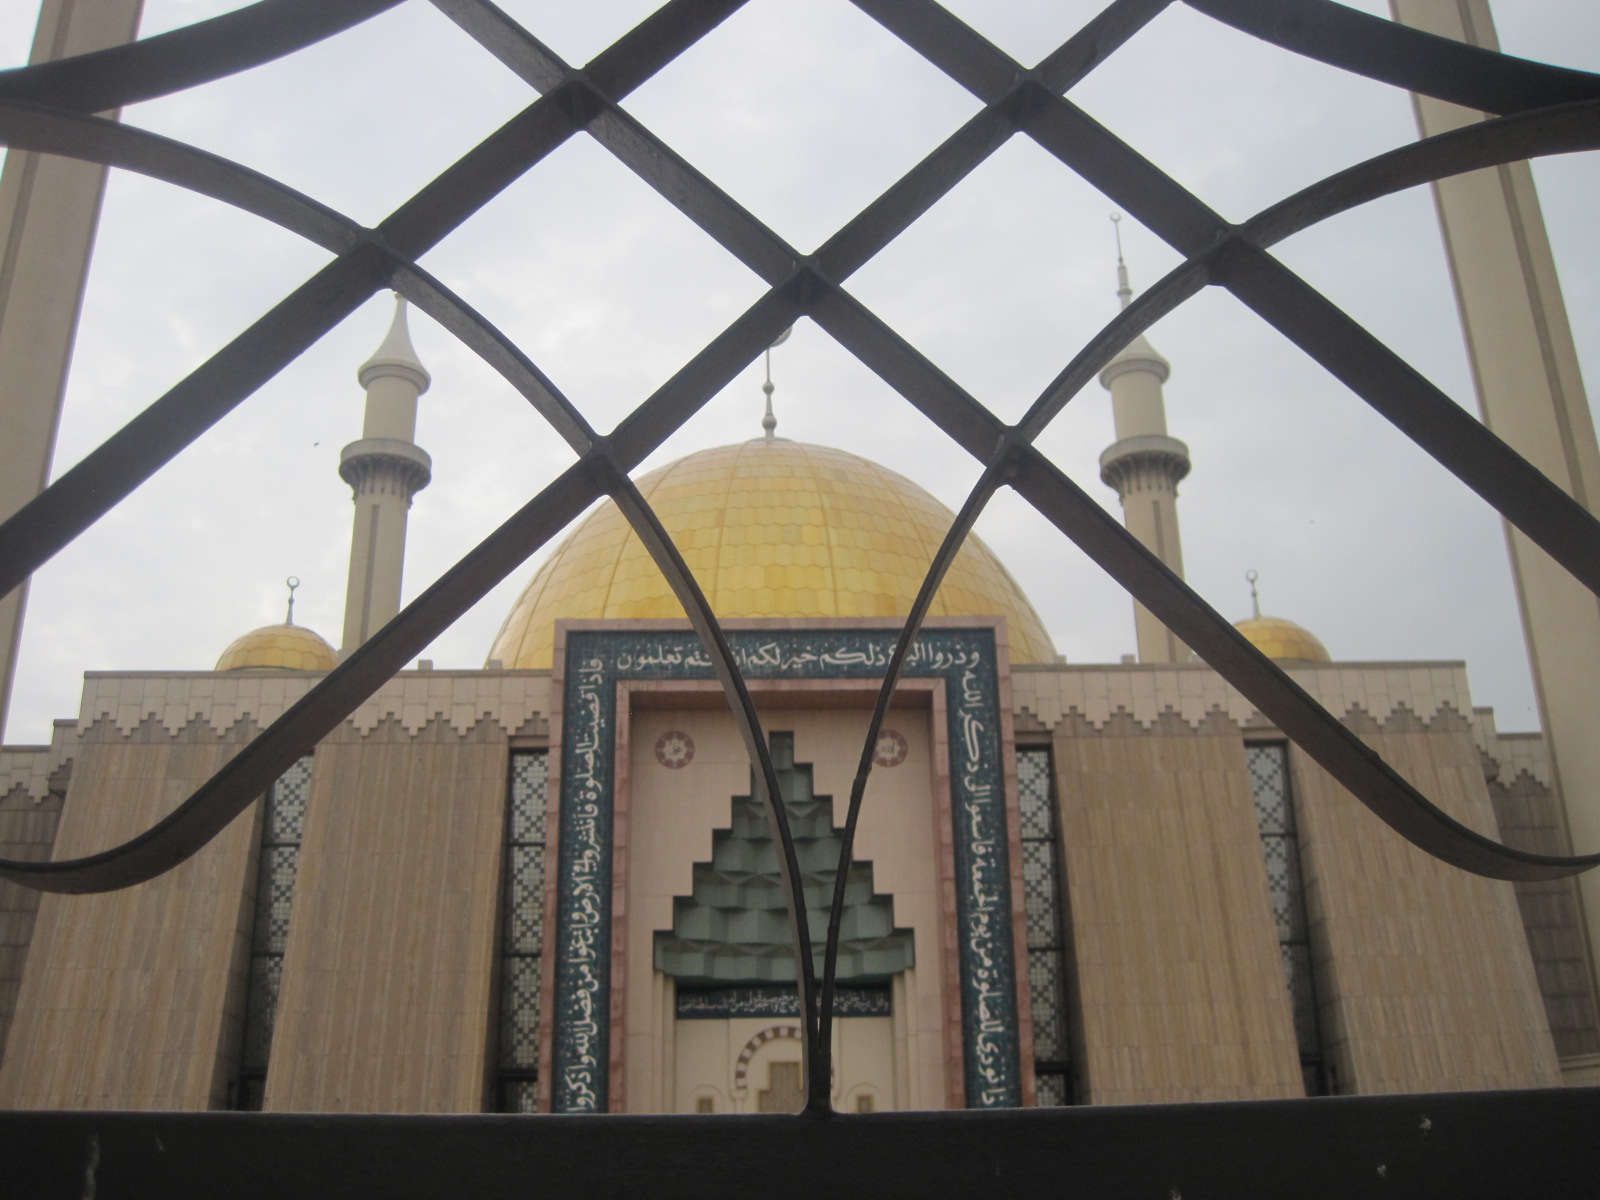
498, 752, 549, 1101
237, 756, 313, 1099
1247, 743, 1327, 1094
1022, 841, 1059, 945
1017, 746, 1071, 1106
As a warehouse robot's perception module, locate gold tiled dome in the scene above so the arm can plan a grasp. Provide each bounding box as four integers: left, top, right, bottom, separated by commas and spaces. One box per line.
489, 439, 1057, 668
1233, 616, 1330, 664
216, 623, 337, 672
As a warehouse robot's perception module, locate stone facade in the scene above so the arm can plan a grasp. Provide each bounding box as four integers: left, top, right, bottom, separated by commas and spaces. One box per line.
0, 624, 1586, 1112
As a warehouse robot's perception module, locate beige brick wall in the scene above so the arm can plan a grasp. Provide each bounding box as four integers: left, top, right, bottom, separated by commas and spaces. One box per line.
0, 762, 65, 1070
1292, 709, 1561, 1094
1053, 710, 1303, 1104
0, 719, 259, 1109
263, 717, 508, 1113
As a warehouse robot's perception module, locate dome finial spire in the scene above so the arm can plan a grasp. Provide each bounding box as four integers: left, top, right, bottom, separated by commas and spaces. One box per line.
285, 575, 300, 626
1246, 568, 1261, 620
762, 326, 792, 442
1111, 213, 1132, 311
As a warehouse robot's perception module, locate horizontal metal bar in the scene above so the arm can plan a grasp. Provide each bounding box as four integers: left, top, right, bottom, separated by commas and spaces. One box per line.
7, 1087, 1598, 1198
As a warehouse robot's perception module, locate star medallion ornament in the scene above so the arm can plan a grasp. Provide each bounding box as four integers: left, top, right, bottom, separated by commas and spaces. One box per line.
873, 729, 908, 768
655, 730, 695, 769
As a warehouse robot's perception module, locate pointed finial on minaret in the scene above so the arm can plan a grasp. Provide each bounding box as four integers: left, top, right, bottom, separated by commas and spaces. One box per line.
1111, 213, 1132, 311
285, 576, 300, 626
762, 326, 792, 442
1246, 569, 1261, 620
359, 293, 431, 394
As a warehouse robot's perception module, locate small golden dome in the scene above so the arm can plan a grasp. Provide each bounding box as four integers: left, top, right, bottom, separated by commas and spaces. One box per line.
1233, 616, 1330, 664
216, 624, 337, 672
489, 439, 1057, 668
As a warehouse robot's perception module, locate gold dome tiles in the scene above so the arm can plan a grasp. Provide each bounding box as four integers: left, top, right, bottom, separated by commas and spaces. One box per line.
488, 439, 1056, 668
216, 624, 337, 672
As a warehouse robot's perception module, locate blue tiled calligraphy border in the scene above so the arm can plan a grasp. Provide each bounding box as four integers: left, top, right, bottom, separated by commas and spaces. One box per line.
551, 626, 1020, 1111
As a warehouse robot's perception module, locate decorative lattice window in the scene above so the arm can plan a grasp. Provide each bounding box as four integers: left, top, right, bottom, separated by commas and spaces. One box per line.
233, 755, 313, 1112
1016, 745, 1073, 1107
496, 750, 549, 1113
1246, 742, 1329, 1097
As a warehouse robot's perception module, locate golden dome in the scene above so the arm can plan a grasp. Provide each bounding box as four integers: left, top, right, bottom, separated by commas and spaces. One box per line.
489, 439, 1056, 668
216, 624, 337, 672
1233, 616, 1330, 664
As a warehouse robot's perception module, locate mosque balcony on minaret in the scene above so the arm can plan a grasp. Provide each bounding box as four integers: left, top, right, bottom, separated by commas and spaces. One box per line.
1099, 433, 1191, 496
338, 437, 433, 502
340, 294, 433, 652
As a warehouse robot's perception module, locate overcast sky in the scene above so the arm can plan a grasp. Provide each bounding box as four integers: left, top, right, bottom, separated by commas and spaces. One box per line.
1, 0, 1596, 744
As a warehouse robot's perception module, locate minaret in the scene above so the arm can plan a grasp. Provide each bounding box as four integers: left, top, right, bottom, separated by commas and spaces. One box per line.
1098, 218, 1192, 664
339, 294, 432, 652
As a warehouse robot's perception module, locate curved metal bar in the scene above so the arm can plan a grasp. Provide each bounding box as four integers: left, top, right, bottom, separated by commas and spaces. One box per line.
1003, 89, 1600, 599
807, 282, 1600, 882
0, 83, 595, 600
0, 272, 805, 896
0, 246, 389, 602
817, 453, 1012, 1063
0, 456, 611, 893
1216, 240, 1600, 598
857, 0, 1230, 258
433, 0, 802, 288
1016, 254, 1215, 442
600, 469, 827, 1113
0, 101, 360, 254
390, 264, 598, 455
0, 0, 403, 114
1244, 98, 1600, 250
1006, 443, 1600, 883
1185, 0, 1600, 118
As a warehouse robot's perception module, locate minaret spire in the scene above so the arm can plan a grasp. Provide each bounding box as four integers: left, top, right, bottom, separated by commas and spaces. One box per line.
761, 326, 791, 442
339, 294, 433, 652
1112, 213, 1132, 311
1098, 225, 1192, 664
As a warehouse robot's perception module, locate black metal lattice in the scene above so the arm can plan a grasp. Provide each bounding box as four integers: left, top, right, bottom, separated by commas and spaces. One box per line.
1247, 741, 1328, 1095
1017, 745, 1071, 1105
236, 754, 313, 1109
496, 750, 548, 1112
2, 0, 1599, 1114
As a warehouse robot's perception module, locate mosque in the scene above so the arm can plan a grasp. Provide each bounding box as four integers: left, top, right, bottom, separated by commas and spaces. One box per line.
2, 0, 1599, 1129
0, 256, 1594, 1116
